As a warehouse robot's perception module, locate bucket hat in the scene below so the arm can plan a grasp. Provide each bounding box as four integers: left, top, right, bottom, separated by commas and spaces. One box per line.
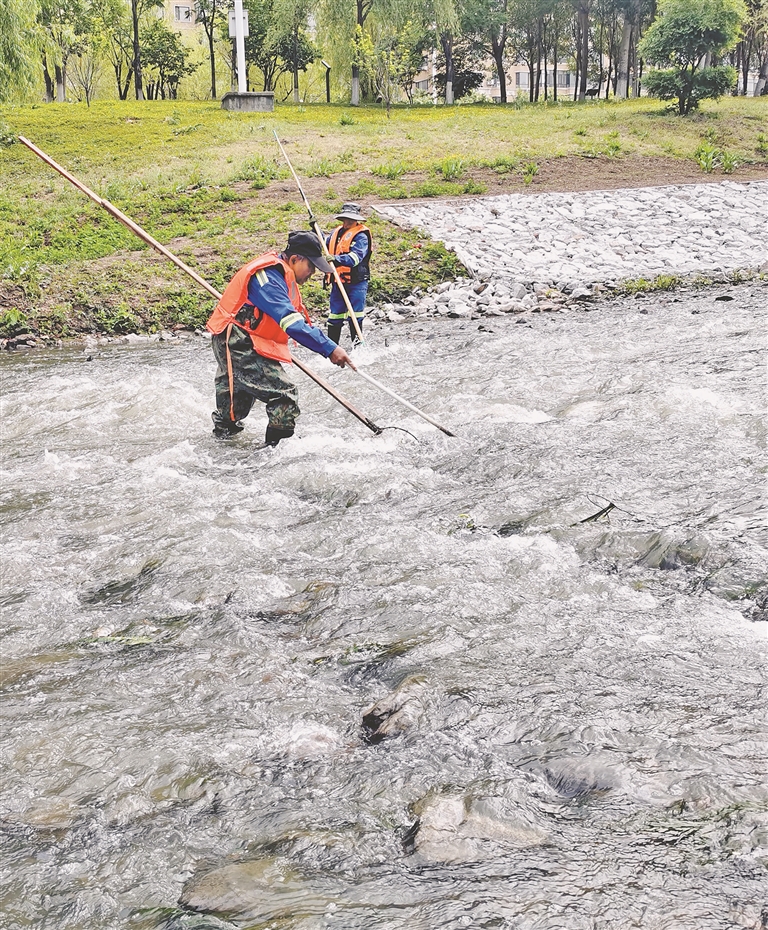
335, 202, 365, 222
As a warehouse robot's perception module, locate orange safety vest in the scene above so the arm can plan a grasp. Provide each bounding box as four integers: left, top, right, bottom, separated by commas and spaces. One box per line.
327, 223, 372, 285
206, 253, 311, 363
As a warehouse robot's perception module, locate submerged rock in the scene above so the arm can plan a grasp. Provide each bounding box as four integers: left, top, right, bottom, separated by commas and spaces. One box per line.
541, 757, 618, 799
406, 792, 548, 864
361, 675, 430, 744
180, 857, 331, 923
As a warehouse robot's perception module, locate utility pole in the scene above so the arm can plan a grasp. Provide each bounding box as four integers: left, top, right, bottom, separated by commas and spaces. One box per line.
233, 0, 247, 92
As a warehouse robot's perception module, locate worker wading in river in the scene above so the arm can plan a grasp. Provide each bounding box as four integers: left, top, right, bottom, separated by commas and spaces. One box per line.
325, 203, 372, 346
207, 230, 356, 446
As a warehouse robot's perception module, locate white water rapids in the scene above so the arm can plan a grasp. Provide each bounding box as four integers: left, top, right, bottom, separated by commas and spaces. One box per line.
1, 280, 766, 930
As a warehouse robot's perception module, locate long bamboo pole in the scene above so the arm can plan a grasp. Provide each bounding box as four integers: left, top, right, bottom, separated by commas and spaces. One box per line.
18, 136, 382, 437
273, 132, 456, 438
272, 131, 365, 344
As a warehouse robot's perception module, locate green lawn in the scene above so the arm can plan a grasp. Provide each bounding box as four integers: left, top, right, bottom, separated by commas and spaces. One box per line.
0, 97, 766, 338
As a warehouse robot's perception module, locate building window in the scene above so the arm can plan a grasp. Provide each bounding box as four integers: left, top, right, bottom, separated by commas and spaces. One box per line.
415, 79, 430, 91
544, 71, 571, 87
174, 4, 192, 22
515, 72, 529, 88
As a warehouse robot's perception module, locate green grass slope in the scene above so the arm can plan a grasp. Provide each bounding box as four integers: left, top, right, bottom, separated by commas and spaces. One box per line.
0, 98, 766, 339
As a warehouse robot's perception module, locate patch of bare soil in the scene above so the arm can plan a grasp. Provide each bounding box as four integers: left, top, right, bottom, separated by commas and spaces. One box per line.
256, 154, 768, 209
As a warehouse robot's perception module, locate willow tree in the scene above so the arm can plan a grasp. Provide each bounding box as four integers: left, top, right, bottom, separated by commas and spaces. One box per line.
320, 0, 375, 103
419, 0, 461, 102
0, 0, 39, 102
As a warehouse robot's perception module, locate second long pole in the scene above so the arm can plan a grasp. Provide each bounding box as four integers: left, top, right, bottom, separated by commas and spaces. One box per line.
273, 132, 456, 438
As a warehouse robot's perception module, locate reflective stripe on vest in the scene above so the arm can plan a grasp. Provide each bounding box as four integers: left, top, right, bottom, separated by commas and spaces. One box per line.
205, 253, 310, 363
328, 224, 372, 285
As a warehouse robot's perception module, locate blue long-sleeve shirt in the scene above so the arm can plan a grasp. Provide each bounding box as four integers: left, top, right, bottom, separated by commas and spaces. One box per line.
247, 264, 337, 357
325, 229, 370, 270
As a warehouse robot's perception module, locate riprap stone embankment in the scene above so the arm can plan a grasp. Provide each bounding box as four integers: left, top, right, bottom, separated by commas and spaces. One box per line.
373, 179, 768, 320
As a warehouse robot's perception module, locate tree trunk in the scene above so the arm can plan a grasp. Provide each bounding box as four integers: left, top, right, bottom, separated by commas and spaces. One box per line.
553, 20, 562, 102
577, 1, 589, 100
208, 32, 217, 98
131, 0, 144, 100
553, 38, 559, 103
737, 41, 747, 94
573, 17, 581, 100
595, 15, 603, 97
616, 15, 631, 98
630, 17, 641, 98
492, 32, 507, 103
441, 31, 454, 104
755, 51, 768, 96
55, 64, 66, 102
121, 67, 133, 100
351, 65, 360, 105
43, 56, 55, 102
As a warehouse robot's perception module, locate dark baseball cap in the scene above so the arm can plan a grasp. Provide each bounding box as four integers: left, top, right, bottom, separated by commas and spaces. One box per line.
285, 230, 334, 274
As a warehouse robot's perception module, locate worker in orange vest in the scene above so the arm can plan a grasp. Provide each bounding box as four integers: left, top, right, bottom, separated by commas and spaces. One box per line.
325, 203, 372, 346
206, 230, 355, 446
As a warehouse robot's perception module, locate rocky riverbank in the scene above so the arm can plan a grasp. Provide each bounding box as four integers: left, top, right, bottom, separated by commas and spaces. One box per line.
373, 179, 768, 322
3, 179, 765, 350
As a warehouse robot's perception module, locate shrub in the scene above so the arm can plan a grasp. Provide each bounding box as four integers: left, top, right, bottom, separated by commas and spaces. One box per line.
0, 307, 29, 337
94, 303, 141, 335
643, 66, 738, 116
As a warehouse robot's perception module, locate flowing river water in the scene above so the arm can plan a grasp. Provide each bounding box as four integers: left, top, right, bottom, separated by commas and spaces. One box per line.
1, 281, 767, 930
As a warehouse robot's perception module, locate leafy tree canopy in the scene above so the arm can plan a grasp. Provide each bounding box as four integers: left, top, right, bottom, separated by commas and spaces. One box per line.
0, 0, 39, 101
640, 0, 746, 112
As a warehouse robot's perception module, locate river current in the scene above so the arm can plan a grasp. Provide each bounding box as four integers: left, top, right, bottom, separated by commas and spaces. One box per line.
1, 281, 766, 930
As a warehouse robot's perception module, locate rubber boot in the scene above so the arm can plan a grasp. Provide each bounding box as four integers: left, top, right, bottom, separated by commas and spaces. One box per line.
351, 319, 363, 348
265, 424, 294, 447
212, 411, 244, 439
327, 322, 343, 345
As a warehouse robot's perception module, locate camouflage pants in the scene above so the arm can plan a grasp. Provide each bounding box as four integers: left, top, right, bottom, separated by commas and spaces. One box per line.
212, 324, 299, 432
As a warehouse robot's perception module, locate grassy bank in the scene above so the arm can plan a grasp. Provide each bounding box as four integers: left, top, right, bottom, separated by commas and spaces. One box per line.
0, 97, 766, 340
